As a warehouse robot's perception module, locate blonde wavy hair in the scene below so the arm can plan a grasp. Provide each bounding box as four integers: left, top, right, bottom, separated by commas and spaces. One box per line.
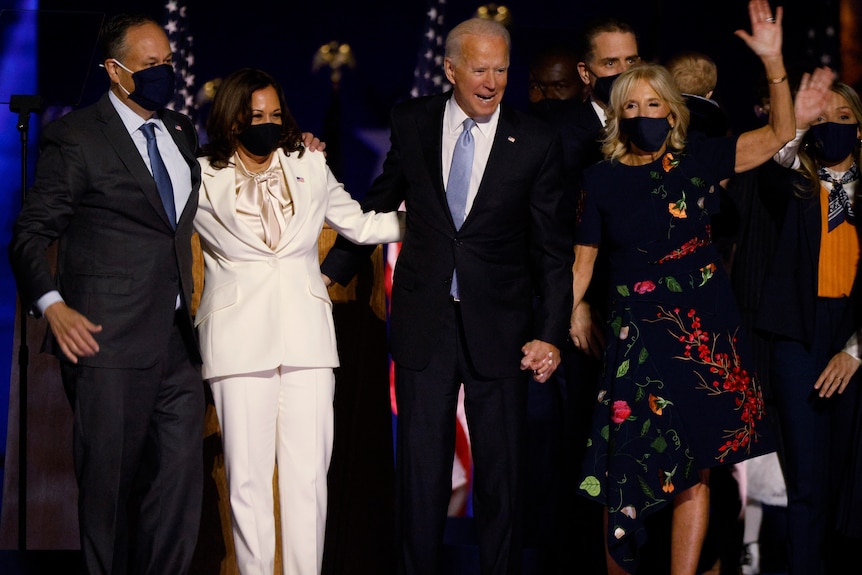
602, 62, 690, 162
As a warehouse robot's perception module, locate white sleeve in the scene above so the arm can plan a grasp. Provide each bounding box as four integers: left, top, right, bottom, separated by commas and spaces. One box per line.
772, 128, 807, 169
842, 331, 862, 362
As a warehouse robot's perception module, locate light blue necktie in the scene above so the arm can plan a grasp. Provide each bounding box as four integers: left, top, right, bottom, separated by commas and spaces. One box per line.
447, 118, 476, 299
140, 122, 177, 230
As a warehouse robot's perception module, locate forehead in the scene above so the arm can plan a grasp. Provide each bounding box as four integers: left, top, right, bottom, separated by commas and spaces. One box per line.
250, 86, 280, 108
824, 90, 852, 112
625, 78, 662, 100
123, 22, 170, 61
458, 34, 509, 65
591, 31, 638, 60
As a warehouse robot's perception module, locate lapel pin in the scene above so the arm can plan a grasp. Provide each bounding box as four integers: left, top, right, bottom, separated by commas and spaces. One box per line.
175, 124, 182, 131
296, 176, 305, 182
507, 136, 515, 143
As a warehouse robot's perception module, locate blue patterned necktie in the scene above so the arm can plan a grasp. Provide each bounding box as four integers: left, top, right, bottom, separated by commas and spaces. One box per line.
821, 163, 858, 232
447, 118, 476, 299
140, 122, 177, 230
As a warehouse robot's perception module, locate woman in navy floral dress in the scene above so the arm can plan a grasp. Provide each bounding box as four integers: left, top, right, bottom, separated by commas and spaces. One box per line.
568, 2, 797, 572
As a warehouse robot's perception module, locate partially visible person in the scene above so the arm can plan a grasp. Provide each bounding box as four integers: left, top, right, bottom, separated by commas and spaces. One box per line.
321, 16, 572, 575
563, 15, 642, 190
665, 51, 729, 141
527, 43, 584, 122
193, 67, 404, 575
570, 2, 793, 572
737, 451, 788, 575
7, 13, 204, 574
755, 75, 862, 575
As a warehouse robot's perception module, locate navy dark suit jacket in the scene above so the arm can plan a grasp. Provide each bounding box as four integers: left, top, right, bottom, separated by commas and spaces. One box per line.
8, 93, 202, 368
322, 92, 573, 378
755, 161, 862, 351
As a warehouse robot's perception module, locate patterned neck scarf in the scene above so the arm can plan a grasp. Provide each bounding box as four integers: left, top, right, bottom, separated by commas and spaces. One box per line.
820, 162, 858, 232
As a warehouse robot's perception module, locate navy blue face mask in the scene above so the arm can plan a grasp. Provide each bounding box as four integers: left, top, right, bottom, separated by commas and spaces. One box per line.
619, 116, 672, 152
114, 60, 176, 111
808, 122, 859, 164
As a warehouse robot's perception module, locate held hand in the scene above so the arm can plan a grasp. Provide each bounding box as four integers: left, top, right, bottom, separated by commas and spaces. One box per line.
814, 351, 861, 398
520, 340, 560, 382
569, 300, 604, 359
321, 273, 333, 288
43, 301, 103, 364
734, 0, 783, 60
794, 66, 836, 128
301, 132, 327, 154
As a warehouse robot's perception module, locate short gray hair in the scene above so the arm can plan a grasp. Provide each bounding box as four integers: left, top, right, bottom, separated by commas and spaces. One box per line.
445, 18, 511, 65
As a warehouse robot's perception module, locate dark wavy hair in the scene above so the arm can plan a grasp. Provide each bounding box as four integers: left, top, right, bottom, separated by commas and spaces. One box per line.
202, 68, 304, 169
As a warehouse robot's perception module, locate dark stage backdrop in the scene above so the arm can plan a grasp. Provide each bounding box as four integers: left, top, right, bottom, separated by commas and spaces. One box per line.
0, 0, 840, 541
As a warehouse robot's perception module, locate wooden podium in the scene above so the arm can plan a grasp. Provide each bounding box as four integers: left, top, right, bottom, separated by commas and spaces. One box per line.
1, 228, 395, 574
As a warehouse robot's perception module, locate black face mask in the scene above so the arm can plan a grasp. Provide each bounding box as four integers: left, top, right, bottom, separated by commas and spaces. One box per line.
592, 73, 621, 105
237, 123, 283, 157
115, 61, 175, 111
808, 122, 859, 164
619, 116, 672, 152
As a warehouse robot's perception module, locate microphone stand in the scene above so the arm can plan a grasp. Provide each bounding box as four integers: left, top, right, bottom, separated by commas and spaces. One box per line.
9, 93, 42, 551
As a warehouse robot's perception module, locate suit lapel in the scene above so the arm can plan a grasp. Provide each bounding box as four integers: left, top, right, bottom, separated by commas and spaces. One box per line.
95, 96, 172, 228
159, 110, 200, 227
464, 104, 520, 227
274, 150, 306, 250
419, 94, 448, 217
201, 160, 268, 250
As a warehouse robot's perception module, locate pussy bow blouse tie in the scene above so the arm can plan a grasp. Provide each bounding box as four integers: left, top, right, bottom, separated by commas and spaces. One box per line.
236, 165, 291, 249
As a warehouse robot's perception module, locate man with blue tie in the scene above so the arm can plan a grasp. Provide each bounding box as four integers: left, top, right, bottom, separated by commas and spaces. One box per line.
8, 14, 204, 574
322, 17, 572, 575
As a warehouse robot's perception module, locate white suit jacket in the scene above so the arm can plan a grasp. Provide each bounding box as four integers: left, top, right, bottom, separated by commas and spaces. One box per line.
194, 149, 404, 380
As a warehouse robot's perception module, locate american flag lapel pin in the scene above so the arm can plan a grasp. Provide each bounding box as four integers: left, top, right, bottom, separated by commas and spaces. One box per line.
507, 136, 515, 143
296, 176, 305, 182
174, 124, 183, 131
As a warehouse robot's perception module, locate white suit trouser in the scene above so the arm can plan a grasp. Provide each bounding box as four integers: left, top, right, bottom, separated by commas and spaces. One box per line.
210, 366, 335, 575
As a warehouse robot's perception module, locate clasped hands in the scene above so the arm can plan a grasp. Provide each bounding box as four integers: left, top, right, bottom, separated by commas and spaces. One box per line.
520, 340, 560, 382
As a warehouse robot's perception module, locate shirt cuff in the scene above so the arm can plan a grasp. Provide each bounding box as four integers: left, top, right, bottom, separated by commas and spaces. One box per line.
842, 331, 862, 362
36, 290, 64, 315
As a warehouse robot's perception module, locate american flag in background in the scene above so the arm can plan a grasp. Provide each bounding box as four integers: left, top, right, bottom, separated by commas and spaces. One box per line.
409, 0, 450, 98
163, 0, 197, 126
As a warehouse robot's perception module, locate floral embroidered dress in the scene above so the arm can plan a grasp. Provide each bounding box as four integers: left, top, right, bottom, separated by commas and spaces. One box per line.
575, 138, 772, 571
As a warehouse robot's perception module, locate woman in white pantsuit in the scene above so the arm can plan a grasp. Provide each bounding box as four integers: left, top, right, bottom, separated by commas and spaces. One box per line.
194, 68, 404, 575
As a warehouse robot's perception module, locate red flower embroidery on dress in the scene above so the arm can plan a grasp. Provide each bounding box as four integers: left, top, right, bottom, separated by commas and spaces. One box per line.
611, 400, 632, 424
656, 225, 713, 264
633, 280, 656, 294
650, 306, 765, 461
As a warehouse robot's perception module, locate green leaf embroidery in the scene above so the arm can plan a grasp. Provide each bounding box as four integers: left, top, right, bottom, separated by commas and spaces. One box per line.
580, 475, 602, 497
617, 285, 631, 297
617, 359, 630, 378
666, 276, 682, 292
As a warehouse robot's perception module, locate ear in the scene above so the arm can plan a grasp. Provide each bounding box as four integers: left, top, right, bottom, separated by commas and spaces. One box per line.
103, 59, 122, 84
577, 62, 590, 85
705, 89, 714, 100
444, 57, 456, 85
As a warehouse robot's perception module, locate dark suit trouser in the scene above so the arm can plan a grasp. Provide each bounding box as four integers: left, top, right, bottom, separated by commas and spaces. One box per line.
394, 300, 527, 575
61, 317, 204, 575
770, 297, 859, 575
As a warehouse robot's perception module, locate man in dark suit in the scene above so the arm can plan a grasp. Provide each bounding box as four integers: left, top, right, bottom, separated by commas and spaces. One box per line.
8, 14, 204, 574
321, 17, 572, 575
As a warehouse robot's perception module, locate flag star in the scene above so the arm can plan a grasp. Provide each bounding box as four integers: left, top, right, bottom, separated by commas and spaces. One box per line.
166, 0, 178, 13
